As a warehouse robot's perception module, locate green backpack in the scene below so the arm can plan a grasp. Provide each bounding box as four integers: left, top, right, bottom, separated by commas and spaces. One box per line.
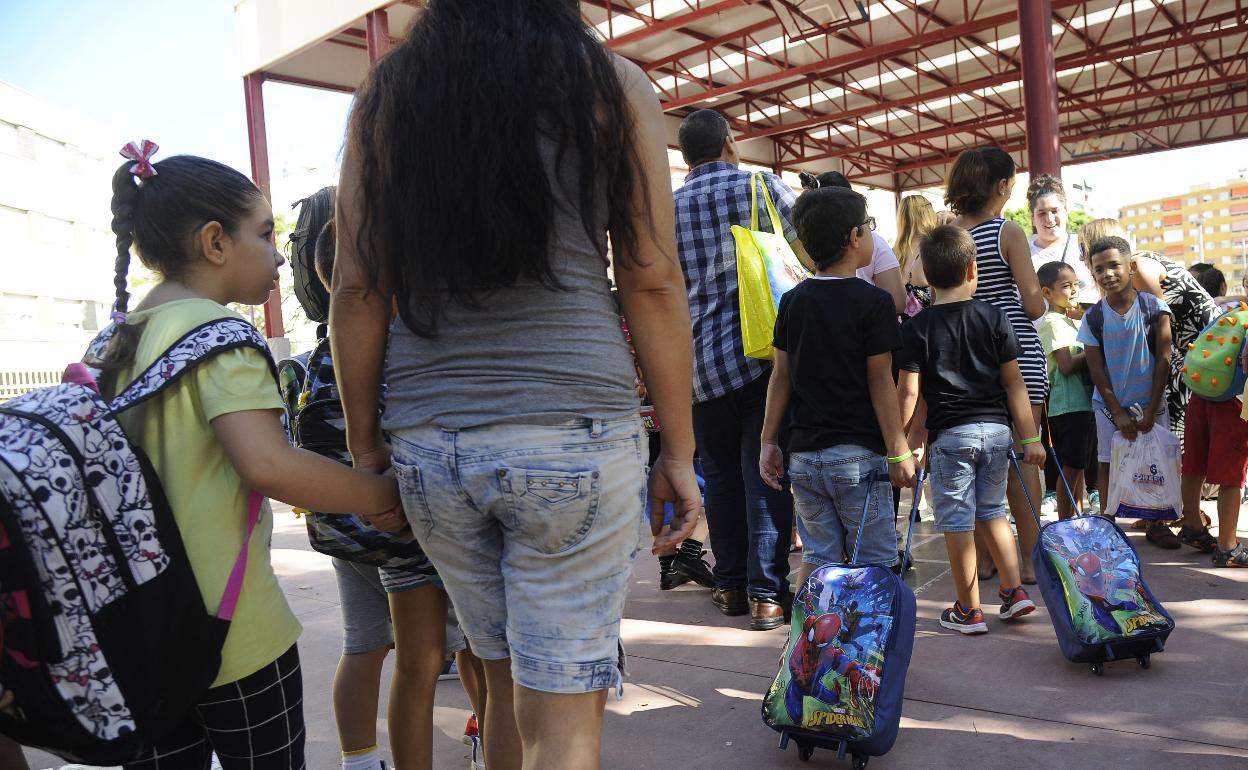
1181, 304, 1248, 401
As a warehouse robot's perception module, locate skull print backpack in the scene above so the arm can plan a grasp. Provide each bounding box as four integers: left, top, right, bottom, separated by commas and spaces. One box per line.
0, 317, 270, 765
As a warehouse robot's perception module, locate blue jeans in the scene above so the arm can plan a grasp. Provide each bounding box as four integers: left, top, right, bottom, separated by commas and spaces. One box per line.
789, 446, 896, 567
929, 422, 1013, 533
388, 416, 646, 694
692, 372, 793, 600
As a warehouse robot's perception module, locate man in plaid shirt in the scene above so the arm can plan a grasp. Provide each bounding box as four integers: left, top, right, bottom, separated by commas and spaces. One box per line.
674, 109, 807, 630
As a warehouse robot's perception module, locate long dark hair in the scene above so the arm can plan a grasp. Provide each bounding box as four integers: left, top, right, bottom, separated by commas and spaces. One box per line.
97, 156, 262, 380
346, 0, 645, 337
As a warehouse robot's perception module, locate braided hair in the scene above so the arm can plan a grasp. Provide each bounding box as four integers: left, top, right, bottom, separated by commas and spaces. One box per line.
95, 155, 263, 383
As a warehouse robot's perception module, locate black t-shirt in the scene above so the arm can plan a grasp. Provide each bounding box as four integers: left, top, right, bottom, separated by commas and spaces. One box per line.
898, 299, 1020, 434
773, 277, 900, 454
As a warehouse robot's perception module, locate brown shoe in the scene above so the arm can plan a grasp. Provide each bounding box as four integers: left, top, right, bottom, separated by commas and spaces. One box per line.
749, 597, 786, 631
711, 587, 748, 616
1146, 521, 1181, 549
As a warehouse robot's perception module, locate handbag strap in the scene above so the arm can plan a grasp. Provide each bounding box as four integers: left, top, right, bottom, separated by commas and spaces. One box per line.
748, 172, 784, 236
217, 491, 263, 621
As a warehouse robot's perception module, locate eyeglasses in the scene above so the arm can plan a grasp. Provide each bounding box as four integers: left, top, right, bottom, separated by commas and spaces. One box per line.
860, 217, 877, 232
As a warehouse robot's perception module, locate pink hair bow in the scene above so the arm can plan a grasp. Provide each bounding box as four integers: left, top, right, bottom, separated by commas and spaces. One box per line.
120, 140, 159, 179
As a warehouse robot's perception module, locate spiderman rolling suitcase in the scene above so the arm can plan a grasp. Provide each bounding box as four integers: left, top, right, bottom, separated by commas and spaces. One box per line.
1010, 449, 1174, 676
762, 470, 923, 768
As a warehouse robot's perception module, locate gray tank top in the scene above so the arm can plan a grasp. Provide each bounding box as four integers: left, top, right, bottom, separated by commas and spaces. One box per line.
381, 138, 640, 431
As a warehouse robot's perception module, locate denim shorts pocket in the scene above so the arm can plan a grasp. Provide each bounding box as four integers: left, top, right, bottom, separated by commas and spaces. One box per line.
499, 465, 601, 554
788, 471, 821, 522
933, 446, 974, 493
982, 437, 1012, 488
391, 461, 435, 537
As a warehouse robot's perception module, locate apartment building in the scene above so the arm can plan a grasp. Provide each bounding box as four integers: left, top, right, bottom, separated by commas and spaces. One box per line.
0, 81, 119, 399
1119, 178, 1248, 287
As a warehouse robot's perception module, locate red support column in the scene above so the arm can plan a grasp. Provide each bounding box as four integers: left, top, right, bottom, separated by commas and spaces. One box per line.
366, 9, 390, 63
244, 72, 284, 338
1018, 0, 1061, 176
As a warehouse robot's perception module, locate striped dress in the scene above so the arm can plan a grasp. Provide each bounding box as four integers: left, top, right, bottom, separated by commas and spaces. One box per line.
970, 218, 1049, 403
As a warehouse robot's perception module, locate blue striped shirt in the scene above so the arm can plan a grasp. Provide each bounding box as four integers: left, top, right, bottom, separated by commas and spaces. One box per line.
1077, 294, 1171, 410
674, 162, 798, 403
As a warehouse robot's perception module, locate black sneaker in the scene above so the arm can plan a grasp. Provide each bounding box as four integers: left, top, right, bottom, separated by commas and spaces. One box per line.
658, 554, 685, 590
672, 539, 715, 588
1213, 543, 1248, 567
1179, 526, 1218, 553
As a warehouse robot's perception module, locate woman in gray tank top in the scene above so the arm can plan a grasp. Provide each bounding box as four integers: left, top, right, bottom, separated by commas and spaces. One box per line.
328, 2, 701, 768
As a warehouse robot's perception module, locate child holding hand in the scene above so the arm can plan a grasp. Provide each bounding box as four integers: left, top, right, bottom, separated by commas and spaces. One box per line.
96, 146, 400, 769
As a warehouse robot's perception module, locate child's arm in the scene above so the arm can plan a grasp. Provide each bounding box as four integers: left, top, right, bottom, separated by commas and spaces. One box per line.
1053, 345, 1086, 376
332, 141, 394, 475
759, 350, 792, 492
868, 353, 916, 488
1002, 221, 1045, 321
898, 372, 928, 451
1137, 313, 1173, 434
212, 409, 400, 515
1001, 360, 1045, 465
1084, 342, 1138, 441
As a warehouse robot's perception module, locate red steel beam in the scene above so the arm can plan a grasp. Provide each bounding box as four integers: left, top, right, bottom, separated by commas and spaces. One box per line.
642, 18, 779, 71
736, 11, 1248, 141
366, 9, 391, 63
243, 72, 284, 339
1019, 0, 1061, 175
605, 0, 750, 48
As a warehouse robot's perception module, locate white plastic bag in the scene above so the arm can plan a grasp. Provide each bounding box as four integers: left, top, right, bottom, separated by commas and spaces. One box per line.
1105, 428, 1182, 520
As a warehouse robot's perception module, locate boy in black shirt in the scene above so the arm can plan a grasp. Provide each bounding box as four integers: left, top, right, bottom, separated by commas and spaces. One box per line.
898, 225, 1044, 634
760, 187, 916, 588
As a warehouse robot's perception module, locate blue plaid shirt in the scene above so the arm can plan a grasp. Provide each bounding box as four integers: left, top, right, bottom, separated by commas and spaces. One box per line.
674, 162, 799, 403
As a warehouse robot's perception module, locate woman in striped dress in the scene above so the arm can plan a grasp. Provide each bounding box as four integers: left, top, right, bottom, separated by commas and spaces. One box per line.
946, 148, 1048, 583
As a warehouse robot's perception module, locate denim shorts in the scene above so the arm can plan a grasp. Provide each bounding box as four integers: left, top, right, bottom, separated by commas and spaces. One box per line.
389, 416, 646, 695
929, 422, 1013, 533
331, 557, 467, 656
788, 446, 896, 567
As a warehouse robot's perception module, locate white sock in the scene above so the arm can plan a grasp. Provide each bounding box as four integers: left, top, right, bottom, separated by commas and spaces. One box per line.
342, 745, 384, 770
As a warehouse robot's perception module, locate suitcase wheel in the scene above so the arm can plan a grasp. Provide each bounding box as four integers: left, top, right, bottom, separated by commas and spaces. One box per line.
1090, 661, 1105, 676
853, 755, 870, 770
1137, 655, 1151, 669
797, 740, 815, 761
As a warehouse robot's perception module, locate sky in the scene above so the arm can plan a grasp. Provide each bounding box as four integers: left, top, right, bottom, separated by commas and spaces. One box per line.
1, 0, 1245, 221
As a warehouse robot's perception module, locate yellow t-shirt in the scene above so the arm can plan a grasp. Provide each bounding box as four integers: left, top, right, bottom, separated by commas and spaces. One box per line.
112, 298, 301, 686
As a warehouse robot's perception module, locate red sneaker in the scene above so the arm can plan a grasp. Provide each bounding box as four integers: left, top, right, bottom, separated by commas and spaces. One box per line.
998, 586, 1036, 620
939, 602, 988, 634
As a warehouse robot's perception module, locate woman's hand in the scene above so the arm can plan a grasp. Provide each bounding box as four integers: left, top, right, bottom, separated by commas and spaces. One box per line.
648, 453, 702, 555
351, 443, 392, 475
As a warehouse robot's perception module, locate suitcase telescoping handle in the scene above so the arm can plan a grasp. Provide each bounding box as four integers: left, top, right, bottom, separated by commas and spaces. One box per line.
1006, 449, 1045, 528
851, 467, 927, 566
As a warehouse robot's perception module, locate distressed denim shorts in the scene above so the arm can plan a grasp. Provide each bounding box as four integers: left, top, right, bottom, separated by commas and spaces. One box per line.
789, 446, 896, 567
929, 422, 1013, 533
388, 416, 646, 695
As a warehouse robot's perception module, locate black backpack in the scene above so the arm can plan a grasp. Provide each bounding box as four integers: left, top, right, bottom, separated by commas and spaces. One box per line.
0, 318, 271, 764
1084, 292, 1162, 354
288, 187, 336, 323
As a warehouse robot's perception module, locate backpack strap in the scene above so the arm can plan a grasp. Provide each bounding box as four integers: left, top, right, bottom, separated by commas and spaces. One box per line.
108, 317, 276, 414
217, 491, 263, 621
1086, 302, 1105, 347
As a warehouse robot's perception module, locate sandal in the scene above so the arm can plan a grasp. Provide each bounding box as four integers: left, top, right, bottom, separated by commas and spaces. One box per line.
1146, 521, 1182, 549
1178, 526, 1217, 553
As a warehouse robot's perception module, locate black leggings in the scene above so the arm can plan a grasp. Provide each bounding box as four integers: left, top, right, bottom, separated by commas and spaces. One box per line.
123, 645, 305, 770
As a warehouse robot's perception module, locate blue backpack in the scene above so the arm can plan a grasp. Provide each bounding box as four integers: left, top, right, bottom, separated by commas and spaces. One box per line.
282, 337, 437, 574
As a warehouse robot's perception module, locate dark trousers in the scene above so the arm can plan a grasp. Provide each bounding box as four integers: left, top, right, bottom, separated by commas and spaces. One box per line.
692, 372, 793, 600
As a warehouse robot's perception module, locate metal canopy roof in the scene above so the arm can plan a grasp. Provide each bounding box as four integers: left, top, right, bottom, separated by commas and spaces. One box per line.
238, 0, 1248, 193
594, 0, 1248, 190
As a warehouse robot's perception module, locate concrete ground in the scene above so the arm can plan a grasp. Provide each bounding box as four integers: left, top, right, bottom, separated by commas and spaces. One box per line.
24, 499, 1248, 770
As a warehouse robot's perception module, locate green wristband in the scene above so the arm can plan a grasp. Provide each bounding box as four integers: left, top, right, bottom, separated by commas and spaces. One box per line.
1018, 435, 1042, 446
886, 450, 913, 465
